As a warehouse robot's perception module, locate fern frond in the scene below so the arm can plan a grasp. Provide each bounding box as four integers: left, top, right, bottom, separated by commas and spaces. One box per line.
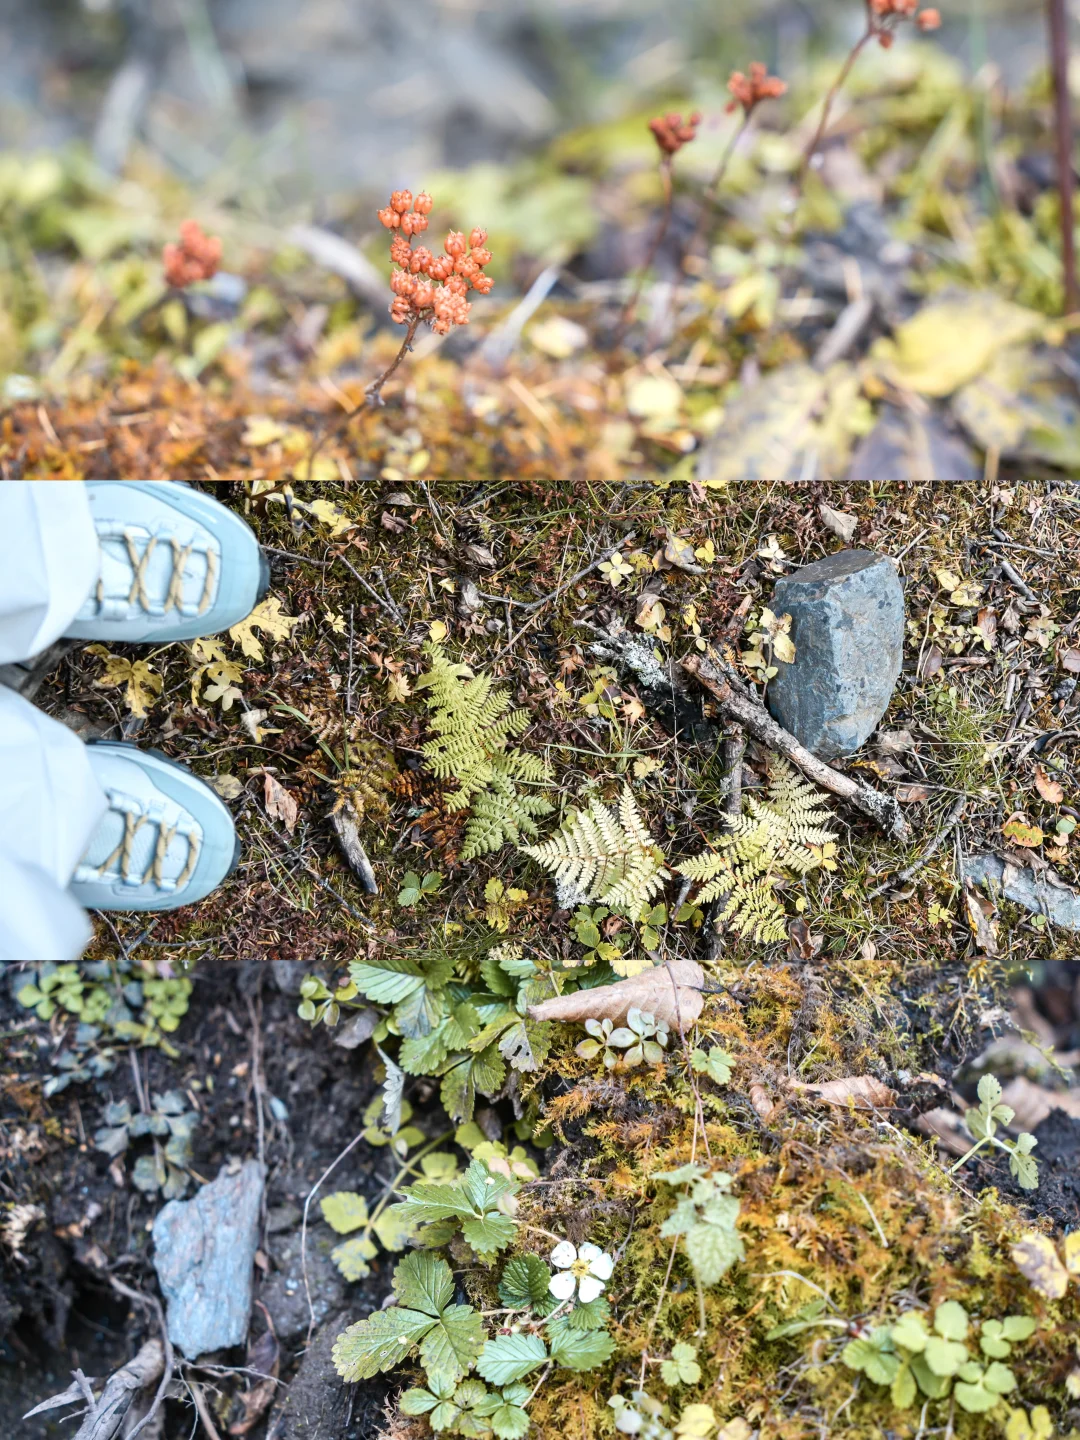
462, 778, 554, 859
675, 754, 838, 942
521, 787, 669, 916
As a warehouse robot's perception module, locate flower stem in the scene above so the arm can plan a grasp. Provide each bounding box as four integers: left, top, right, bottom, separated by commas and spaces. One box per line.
300, 312, 423, 480
798, 23, 874, 189
686, 114, 750, 266
612, 155, 674, 349
1048, 0, 1079, 313
948, 1135, 989, 1174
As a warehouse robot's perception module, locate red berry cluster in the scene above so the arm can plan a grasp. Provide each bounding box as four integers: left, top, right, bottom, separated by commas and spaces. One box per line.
377, 191, 493, 335
162, 220, 222, 289
648, 112, 701, 156
725, 62, 788, 115
869, 0, 941, 45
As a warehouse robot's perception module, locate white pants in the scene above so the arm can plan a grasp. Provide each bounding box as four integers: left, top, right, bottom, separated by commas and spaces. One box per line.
0, 483, 108, 963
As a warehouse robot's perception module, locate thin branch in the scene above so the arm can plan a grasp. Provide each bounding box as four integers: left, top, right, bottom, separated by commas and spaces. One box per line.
1049, 0, 1080, 313
867, 795, 966, 899
798, 25, 874, 186
682, 650, 910, 842
613, 156, 674, 347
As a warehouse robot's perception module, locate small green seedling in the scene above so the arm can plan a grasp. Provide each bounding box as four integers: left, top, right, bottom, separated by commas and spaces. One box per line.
950, 1075, 1039, 1191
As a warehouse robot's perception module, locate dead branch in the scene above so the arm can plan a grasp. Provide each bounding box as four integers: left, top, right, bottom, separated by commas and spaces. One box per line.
22, 1338, 165, 1440
681, 650, 910, 843
866, 795, 966, 899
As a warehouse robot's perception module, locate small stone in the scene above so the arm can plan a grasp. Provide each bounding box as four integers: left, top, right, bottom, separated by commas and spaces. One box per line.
963, 854, 1080, 932
765, 549, 904, 760
152, 1160, 264, 1358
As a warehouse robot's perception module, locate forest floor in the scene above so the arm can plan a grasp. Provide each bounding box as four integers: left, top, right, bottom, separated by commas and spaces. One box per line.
2, 22, 1080, 1440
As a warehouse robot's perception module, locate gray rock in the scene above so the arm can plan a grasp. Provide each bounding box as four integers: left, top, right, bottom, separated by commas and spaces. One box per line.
257, 1227, 347, 1346
963, 854, 1080, 932
765, 549, 904, 760
152, 1160, 264, 1358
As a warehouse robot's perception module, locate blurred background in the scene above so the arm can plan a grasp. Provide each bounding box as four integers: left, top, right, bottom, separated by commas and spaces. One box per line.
0, 0, 1055, 200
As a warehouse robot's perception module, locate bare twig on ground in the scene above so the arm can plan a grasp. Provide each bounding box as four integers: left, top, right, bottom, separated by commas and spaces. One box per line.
301, 1129, 367, 1347
682, 650, 910, 843
332, 552, 405, 625
813, 293, 875, 369
106, 1279, 174, 1440
867, 795, 967, 899
488, 531, 637, 663
186, 1378, 225, 1440
330, 808, 379, 893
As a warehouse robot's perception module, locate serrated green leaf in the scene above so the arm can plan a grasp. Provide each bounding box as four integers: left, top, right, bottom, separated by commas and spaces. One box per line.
548, 1327, 615, 1372
321, 1191, 369, 1234
419, 1304, 485, 1388
331, 1235, 378, 1281
331, 1306, 435, 1381
477, 1333, 548, 1386
462, 1212, 517, 1260
933, 1301, 969, 1343
393, 1251, 455, 1316
349, 954, 427, 1004
400, 1387, 441, 1415
491, 1403, 531, 1439
565, 1295, 611, 1331
892, 1312, 929, 1353
499, 1254, 552, 1308
684, 1220, 744, 1285
924, 1336, 968, 1378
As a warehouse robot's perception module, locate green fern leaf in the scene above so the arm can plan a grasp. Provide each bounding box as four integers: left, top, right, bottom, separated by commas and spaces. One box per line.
521, 787, 670, 916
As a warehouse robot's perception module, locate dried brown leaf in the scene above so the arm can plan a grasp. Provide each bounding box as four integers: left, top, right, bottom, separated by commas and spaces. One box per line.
895, 783, 931, 803
526, 961, 704, 1031
229, 1328, 280, 1434
818, 502, 858, 543
1034, 764, 1065, 805
264, 773, 299, 834
915, 1106, 970, 1156
1060, 647, 1080, 673
963, 883, 999, 956
748, 1083, 776, 1121
787, 1075, 896, 1109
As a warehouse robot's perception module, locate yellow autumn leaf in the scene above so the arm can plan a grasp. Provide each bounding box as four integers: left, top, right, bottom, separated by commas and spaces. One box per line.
228, 597, 302, 663
289, 452, 340, 482
873, 294, 1044, 398
304, 498, 354, 535
1002, 817, 1044, 848
1011, 1233, 1068, 1300
87, 646, 163, 717
626, 373, 683, 422
242, 415, 289, 447
429, 620, 449, 643
936, 568, 962, 592
387, 673, 412, 703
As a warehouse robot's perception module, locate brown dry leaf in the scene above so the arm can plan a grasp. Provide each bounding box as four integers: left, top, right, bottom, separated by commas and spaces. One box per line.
915, 1106, 970, 1156
963, 883, 999, 956
896, 783, 931, 803
973, 607, 998, 650
381, 510, 407, 533
787, 917, 821, 960
920, 645, 943, 680
527, 961, 704, 1031
1011, 1233, 1069, 1300
1034, 765, 1065, 805
229, 1328, 280, 1435
748, 1083, 776, 1121
1061, 647, 1080, 673
264, 773, 299, 834
818, 502, 857, 543
787, 1075, 897, 1109
999, 1076, 1080, 1134
876, 728, 915, 755
462, 542, 496, 568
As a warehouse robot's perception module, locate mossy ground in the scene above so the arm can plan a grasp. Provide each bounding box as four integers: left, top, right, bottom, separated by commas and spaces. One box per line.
10, 477, 1079, 1439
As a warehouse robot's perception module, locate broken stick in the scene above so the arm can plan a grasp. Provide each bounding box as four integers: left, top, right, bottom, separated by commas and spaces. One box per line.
681, 650, 910, 844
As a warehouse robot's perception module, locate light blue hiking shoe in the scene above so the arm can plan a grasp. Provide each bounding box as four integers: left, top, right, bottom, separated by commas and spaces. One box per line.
71, 742, 240, 912
65, 481, 270, 645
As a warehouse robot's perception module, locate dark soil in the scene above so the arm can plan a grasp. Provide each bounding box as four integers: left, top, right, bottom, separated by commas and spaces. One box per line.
0, 961, 397, 1440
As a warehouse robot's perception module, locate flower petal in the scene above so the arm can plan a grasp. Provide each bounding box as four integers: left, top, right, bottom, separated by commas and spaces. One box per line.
577, 1243, 602, 1265
587, 1250, 614, 1281
549, 1270, 577, 1300
550, 1240, 577, 1270
578, 1274, 606, 1304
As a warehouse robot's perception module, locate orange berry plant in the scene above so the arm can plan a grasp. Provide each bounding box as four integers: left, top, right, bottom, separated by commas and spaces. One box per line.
370, 190, 493, 402
801, 0, 942, 182
615, 112, 700, 344
162, 220, 222, 289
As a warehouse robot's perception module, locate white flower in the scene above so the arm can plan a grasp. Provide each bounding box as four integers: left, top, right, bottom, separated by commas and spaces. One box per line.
549, 1240, 614, 1304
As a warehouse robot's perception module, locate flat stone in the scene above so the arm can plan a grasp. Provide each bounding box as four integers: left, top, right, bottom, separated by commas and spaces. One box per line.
963, 854, 1080, 931
765, 549, 904, 760
152, 1160, 264, 1358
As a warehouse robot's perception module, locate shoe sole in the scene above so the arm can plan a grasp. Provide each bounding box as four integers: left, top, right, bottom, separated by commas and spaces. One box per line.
79, 740, 241, 909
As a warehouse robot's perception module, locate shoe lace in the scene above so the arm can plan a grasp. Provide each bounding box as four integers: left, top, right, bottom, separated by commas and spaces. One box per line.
95, 802, 202, 890
94, 530, 219, 617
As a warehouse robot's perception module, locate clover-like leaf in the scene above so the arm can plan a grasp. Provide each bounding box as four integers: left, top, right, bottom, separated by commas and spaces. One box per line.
321, 1191, 369, 1234
660, 1342, 702, 1387
331, 1235, 378, 1281
892, 1312, 930, 1354
924, 1336, 968, 1378
933, 1300, 969, 1342
891, 1362, 917, 1409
